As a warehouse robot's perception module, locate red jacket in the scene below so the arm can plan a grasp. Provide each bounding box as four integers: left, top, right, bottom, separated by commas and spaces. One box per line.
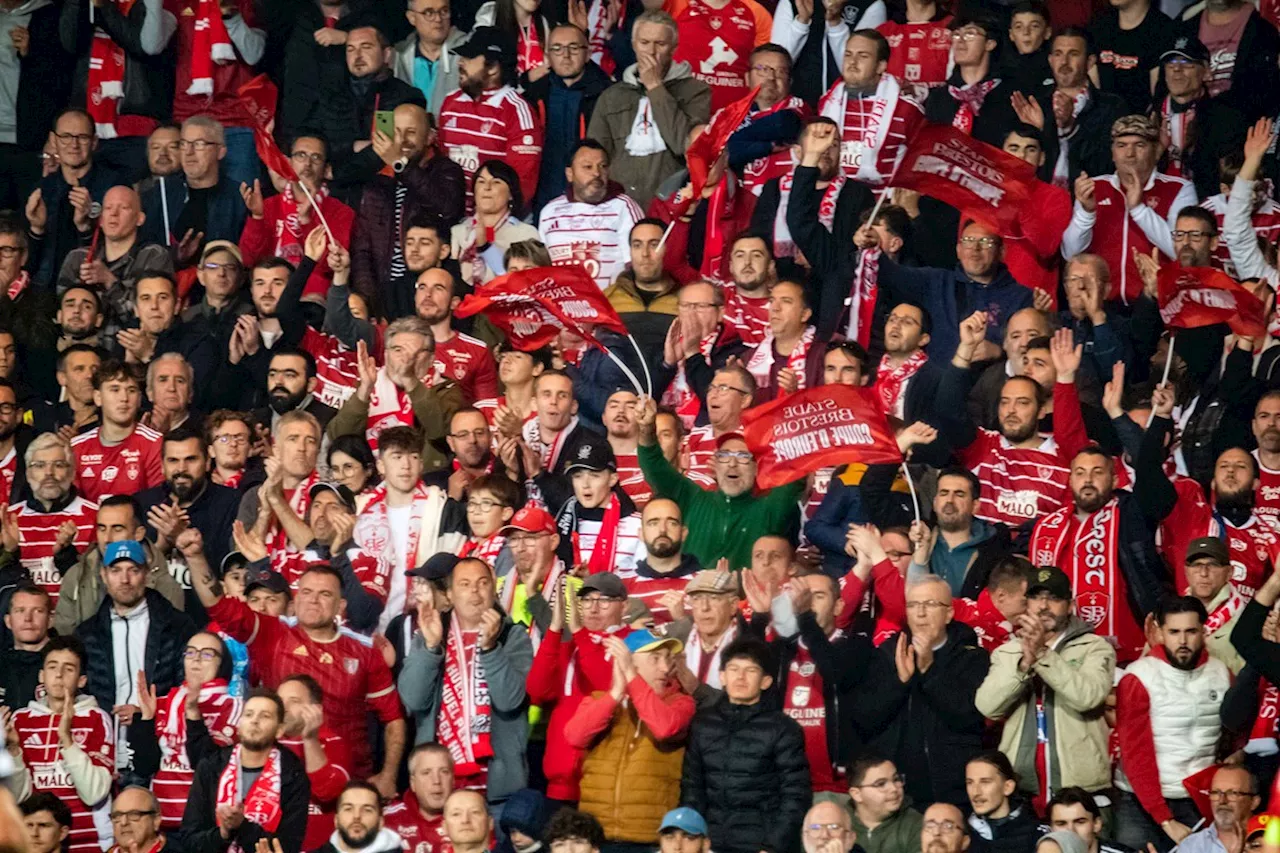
951, 589, 1014, 652
837, 558, 906, 644
564, 676, 696, 749
239, 192, 355, 300
279, 725, 353, 851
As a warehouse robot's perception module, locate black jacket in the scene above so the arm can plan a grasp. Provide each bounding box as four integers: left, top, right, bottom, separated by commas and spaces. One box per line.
75, 588, 197, 714
968, 799, 1043, 853
1178, 9, 1280, 122
924, 72, 1020, 149
526, 62, 613, 213
15, 2, 74, 151
849, 621, 990, 808
0, 645, 44, 710
1036, 84, 1126, 183
179, 743, 311, 853
1152, 93, 1249, 199
680, 693, 811, 853
751, 170, 873, 283
138, 479, 241, 619
60, 0, 174, 126
325, 72, 428, 196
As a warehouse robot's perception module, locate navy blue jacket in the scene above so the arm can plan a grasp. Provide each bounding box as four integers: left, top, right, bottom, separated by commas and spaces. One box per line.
139, 173, 248, 249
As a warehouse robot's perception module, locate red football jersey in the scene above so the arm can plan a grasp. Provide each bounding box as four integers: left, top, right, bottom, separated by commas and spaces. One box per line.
280, 726, 354, 850
151, 682, 241, 828
71, 424, 164, 502
11, 496, 98, 607
682, 425, 719, 490
434, 332, 499, 404
1160, 476, 1278, 599
876, 18, 953, 89
669, 0, 771, 110
614, 451, 652, 507
439, 86, 543, 214
384, 791, 448, 853
1254, 451, 1280, 527
300, 327, 359, 411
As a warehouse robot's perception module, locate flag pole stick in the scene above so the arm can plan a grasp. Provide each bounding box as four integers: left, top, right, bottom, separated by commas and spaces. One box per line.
600, 346, 647, 398
626, 333, 653, 397
295, 179, 336, 245
1145, 333, 1177, 428
656, 218, 677, 253
866, 185, 893, 230
159, 175, 171, 247
901, 460, 920, 524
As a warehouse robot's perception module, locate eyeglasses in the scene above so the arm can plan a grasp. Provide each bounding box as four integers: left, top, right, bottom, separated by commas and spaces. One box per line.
290, 151, 325, 164
803, 824, 846, 835
27, 460, 69, 472
548, 43, 587, 54
714, 450, 753, 464
884, 549, 911, 560
707, 383, 748, 396
854, 774, 906, 789
1208, 790, 1255, 801
1172, 229, 1213, 241
951, 29, 986, 41
905, 599, 949, 612
959, 236, 998, 248
201, 261, 240, 274
450, 428, 490, 441
467, 499, 507, 512
55, 132, 93, 144
750, 63, 790, 78
580, 595, 624, 608
183, 647, 223, 662
678, 301, 718, 311
214, 433, 249, 445
507, 532, 549, 547
0, 403, 18, 416
412, 6, 449, 18
179, 139, 219, 152
923, 821, 961, 835
110, 811, 158, 823
0, 247, 21, 259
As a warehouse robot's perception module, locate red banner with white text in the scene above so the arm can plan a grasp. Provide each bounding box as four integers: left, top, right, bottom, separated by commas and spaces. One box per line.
1158, 264, 1267, 340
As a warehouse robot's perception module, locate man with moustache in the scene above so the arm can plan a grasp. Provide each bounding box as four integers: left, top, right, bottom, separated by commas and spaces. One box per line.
920, 804, 971, 853
1174, 766, 1261, 853
967, 308, 1052, 433
251, 348, 338, 436
1180, 538, 1247, 672
309, 783, 406, 853
1252, 390, 1280, 524
1113, 597, 1231, 852
624, 499, 701, 623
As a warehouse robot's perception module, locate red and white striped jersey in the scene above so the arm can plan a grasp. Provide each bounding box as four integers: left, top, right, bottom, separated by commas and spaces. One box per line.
538, 191, 644, 290
1201, 191, 1280, 278
300, 327, 359, 411
1255, 451, 1280, 527
818, 81, 925, 184
615, 451, 652, 507
569, 512, 645, 578
958, 430, 1074, 529
434, 331, 499, 404
11, 496, 99, 608
439, 86, 543, 214
623, 570, 695, 624
71, 424, 164, 503
721, 283, 769, 345
1159, 476, 1278, 600
876, 18, 954, 89
151, 683, 241, 828
13, 698, 115, 853
683, 425, 719, 489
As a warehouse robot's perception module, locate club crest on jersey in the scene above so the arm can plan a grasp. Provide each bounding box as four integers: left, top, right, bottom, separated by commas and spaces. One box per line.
790, 686, 809, 706
710, 16, 721, 27
344, 657, 359, 674
102, 465, 119, 482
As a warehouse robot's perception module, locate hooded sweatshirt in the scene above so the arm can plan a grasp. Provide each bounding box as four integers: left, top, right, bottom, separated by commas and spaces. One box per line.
315, 827, 407, 853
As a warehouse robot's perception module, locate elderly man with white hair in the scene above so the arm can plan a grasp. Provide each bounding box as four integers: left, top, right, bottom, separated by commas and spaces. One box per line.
143, 353, 197, 432
802, 801, 858, 853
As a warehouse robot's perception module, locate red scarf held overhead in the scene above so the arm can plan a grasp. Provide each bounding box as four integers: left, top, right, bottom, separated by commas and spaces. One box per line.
88, 9, 132, 140
187, 0, 236, 95
215, 745, 284, 852
437, 618, 494, 781
700, 181, 731, 278
876, 349, 928, 414
948, 79, 1000, 135
274, 182, 327, 266
572, 496, 621, 574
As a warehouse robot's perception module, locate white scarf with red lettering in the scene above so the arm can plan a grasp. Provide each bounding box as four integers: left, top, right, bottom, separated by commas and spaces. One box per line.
357, 483, 451, 592
818, 73, 903, 185
215, 745, 283, 850
847, 247, 880, 347
1031, 499, 1121, 633
367, 368, 415, 451
274, 182, 327, 266
774, 170, 845, 259
187, 0, 235, 95
437, 617, 493, 778
875, 349, 928, 415
6, 271, 29, 301
88, 18, 130, 139
746, 325, 816, 393
1159, 96, 1195, 179
158, 679, 230, 770
269, 471, 318, 574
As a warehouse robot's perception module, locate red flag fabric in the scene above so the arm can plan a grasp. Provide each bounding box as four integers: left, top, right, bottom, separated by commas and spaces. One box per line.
740, 384, 902, 490
890, 123, 1037, 229
236, 74, 298, 182
680, 87, 760, 216
454, 264, 628, 351
1157, 264, 1267, 339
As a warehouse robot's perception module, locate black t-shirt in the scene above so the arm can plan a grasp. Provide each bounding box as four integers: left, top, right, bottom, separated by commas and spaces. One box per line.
1093, 5, 1176, 113
175, 184, 214, 243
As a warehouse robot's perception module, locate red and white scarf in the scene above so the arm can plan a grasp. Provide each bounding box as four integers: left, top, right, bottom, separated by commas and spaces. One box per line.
876, 349, 928, 415
437, 617, 494, 781
818, 73, 903, 185
6, 271, 29, 301
660, 326, 722, 429
1203, 583, 1246, 633
499, 557, 564, 614
948, 78, 1001, 135
516, 21, 544, 74
522, 415, 577, 471
459, 213, 510, 286
274, 182, 327, 266
746, 325, 816, 393
269, 471, 318, 575
215, 745, 284, 850
773, 169, 846, 259
367, 368, 415, 451
685, 623, 736, 690
187, 0, 235, 95
357, 483, 451, 598
846, 247, 880, 347
88, 11, 132, 139
1031, 499, 1122, 637
565, 496, 621, 574
1159, 96, 1195, 179
157, 679, 231, 770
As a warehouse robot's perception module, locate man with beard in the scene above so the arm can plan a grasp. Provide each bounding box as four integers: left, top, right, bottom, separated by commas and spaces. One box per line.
1181, 538, 1246, 672
539, 140, 644, 291
137, 425, 240, 614
1174, 766, 1261, 853
179, 689, 311, 853
1113, 597, 1231, 852
1251, 390, 1280, 524
601, 389, 650, 507
919, 804, 971, 853
439, 27, 544, 211
412, 267, 498, 404
311, 783, 404, 853
223, 258, 306, 404
70, 360, 164, 503
605, 220, 680, 365
384, 744, 454, 853
138, 126, 182, 194
422, 408, 506, 498
910, 468, 1010, 598
240, 136, 356, 306
54, 287, 105, 355
0, 380, 32, 506
1140, 384, 1279, 600
720, 235, 777, 346
624, 499, 701, 624
276, 674, 356, 852
975, 566, 1116, 810
251, 349, 338, 436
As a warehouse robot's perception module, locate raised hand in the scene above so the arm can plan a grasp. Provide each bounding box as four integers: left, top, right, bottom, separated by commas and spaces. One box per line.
1011, 91, 1044, 130
1243, 118, 1275, 180
1, 506, 19, 553
175, 527, 205, 559
1102, 361, 1125, 419
135, 672, 158, 721
896, 421, 937, 453
417, 596, 443, 648
25, 188, 46, 235
68, 185, 92, 232
798, 120, 837, 168
231, 519, 268, 563
1074, 173, 1096, 213
176, 229, 205, 264
1151, 382, 1176, 419
1134, 246, 1160, 299
786, 576, 812, 614
1032, 287, 1053, 313
636, 395, 658, 444
908, 519, 931, 564
477, 609, 502, 651
894, 632, 916, 683
355, 340, 378, 402
304, 225, 328, 262
240, 179, 265, 219
1049, 327, 1083, 384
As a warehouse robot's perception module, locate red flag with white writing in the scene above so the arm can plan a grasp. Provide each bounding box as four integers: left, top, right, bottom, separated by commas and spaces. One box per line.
454, 264, 628, 351
1158, 264, 1267, 339
740, 384, 902, 490
890, 123, 1037, 229
236, 74, 298, 183
678, 86, 760, 216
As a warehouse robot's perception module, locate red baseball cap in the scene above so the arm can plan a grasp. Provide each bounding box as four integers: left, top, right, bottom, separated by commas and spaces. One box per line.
714, 431, 748, 449
1246, 815, 1274, 839
501, 506, 555, 535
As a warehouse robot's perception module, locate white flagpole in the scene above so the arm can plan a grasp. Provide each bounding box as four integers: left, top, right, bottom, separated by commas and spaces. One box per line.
626, 333, 653, 398
295, 179, 335, 245
1145, 333, 1177, 428
901, 460, 920, 524
159, 175, 171, 247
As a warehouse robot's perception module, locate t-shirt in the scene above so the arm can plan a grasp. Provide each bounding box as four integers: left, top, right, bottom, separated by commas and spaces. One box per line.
1200, 4, 1252, 97
1093, 6, 1175, 113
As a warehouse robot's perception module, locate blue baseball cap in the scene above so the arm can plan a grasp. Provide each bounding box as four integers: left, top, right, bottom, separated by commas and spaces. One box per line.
624, 629, 683, 656
104, 540, 146, 567
659, 808, 707, 837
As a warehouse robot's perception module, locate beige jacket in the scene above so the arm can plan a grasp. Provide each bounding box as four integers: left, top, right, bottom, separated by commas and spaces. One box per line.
53, 541, 184, 636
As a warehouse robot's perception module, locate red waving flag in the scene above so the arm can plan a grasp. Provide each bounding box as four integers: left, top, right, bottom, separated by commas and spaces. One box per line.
455, 265, 628, 351
740, 384, 902, 490
890, 123, 1037, 229
679, 86, 760, 215
1158, 265, 1267, 339
236, 74, 298, 183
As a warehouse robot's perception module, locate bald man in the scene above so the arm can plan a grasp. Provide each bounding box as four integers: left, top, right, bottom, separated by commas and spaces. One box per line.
801, 802, 858, 853
969, 306, 1050, 429
921, 804, 970, 853
56, 186, 173, 334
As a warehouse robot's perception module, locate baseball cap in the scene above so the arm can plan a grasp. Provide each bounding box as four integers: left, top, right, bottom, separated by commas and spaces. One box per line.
310, 481, 357, 513
453, 26, 516, 61
624, 628, 684, 656
1161, 35, 1209, 64
714, 431, 748, 449
1111, 114, 1160, 142
408, 552, 460, 581
565, 439, 616, 474
578, 573, 627, 599
501, 506, 556, 535
659, 808, 708, 837
245, 568, 290, 596
1027, 565, 1071, 600
1186, 536, 1230, 565
104, 540, 145, 568
685, 570, 737, 595
200, 240, 242, 265
1246, 815, 1274, 839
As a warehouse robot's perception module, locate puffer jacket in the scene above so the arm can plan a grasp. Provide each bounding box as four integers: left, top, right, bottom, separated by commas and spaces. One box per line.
53, 539, 185, 636
586, 61, 711, 207
604, 270, 678, 367
680, 693, 810, 853
74, 587, 196, 713
976, 616, 1116, 795
967, 798, 1042, 853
